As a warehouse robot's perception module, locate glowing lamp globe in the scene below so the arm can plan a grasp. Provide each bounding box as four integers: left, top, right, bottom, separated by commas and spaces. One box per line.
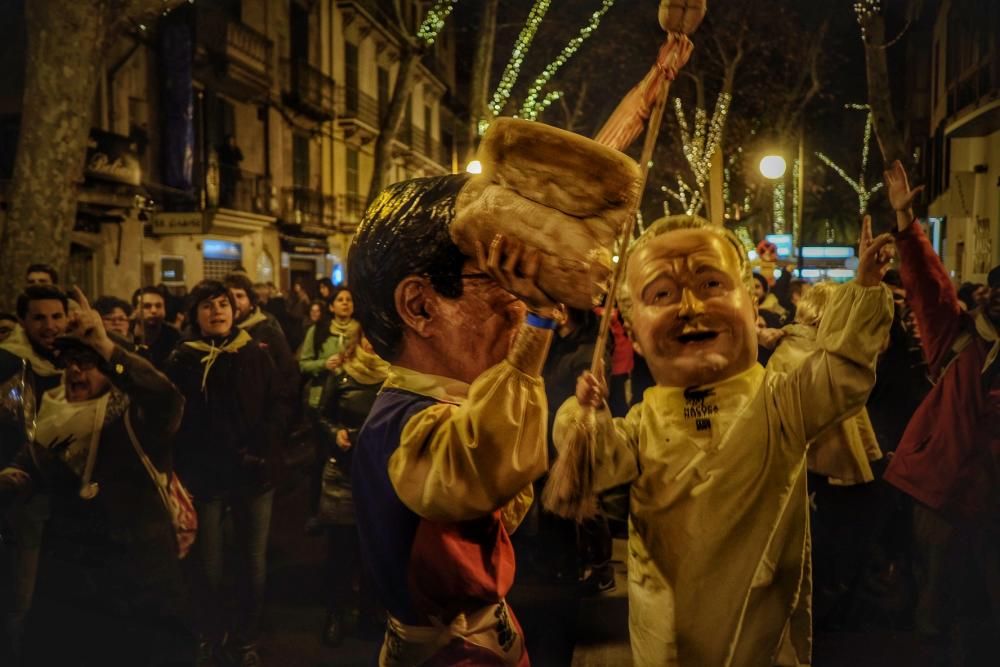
759, 155, 787, 180
658, 0, 708, 34
466, 160, 483, 175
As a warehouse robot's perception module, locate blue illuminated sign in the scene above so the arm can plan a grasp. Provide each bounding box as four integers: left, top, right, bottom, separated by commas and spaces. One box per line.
766, 234, 794, 258
800, 246, 855, 259
203, 240, 242, 261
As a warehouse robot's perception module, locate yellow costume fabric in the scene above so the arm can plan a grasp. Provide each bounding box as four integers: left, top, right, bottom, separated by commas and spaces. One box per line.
0, 325, 60, 377
555, 282, 892, 667
385, 325, 552, 529
767, 323, 883, 485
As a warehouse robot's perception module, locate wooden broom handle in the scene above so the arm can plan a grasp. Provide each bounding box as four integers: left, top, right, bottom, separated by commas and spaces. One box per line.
590, 81, 672, 377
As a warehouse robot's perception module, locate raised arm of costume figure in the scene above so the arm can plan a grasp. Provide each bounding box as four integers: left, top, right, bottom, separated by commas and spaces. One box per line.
387, 237, 556, 524
885, 159, 962, 372
552, 373, 642, 494
771, 221, 894, 448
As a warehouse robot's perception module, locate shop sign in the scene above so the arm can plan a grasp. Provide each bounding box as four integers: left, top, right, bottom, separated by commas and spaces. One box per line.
85, 129, 142, 186
203, 239, 242, 261
151, 211, 205, 235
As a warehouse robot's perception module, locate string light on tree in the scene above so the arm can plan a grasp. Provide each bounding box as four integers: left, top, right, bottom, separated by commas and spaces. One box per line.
674, 92, 731, 189
486, 0, 552, 130
662, 178, 703, 216
852, 0, 881, 40
519, 0, 618, 121
815, 103, 883, 214
772, 182, 786, 233
791, 157, 801, 243
417, 0, 460, 46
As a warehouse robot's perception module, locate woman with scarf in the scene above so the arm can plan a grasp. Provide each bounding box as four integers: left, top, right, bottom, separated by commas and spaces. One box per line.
313, 334, 389, 645
164, 280, 283, 667
299, 287, 360, 410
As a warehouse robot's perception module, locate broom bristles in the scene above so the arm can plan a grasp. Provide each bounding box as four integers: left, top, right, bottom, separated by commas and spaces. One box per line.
541, 410, 600, 522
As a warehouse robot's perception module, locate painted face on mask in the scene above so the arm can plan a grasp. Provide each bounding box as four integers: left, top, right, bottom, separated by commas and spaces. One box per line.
626, 228, 758, 388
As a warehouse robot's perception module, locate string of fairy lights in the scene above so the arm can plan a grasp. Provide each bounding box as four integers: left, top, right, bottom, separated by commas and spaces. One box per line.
815, 103, 883, 214
486, 0, 552, 132
416, 0, 459, 46
519, 0, 618, 121
674, 92, 731, 188
853, 0, 881, 40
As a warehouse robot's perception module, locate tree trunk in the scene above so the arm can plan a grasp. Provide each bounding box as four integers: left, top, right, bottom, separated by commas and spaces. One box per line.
367, 45, 419, 206
863, 15, 906, 166
466, 0, 499, 160
0, 0, 183, 309
0, 0, 109, 308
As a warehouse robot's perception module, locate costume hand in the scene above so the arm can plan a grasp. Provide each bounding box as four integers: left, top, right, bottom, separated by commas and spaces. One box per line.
475, 234, 560, 319
883, 160, 923, 231
65, 287, 115, 360
575, 370, 607, 410
855, 216, 895, 287
325, 353, 343, 371
758, 327, 785, 350
335, 429, 351, 450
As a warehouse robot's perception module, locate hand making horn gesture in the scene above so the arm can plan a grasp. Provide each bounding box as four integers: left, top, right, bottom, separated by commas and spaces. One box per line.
883, 159, 925, 232
64, 286, 116, 361
855, 214, 895, 288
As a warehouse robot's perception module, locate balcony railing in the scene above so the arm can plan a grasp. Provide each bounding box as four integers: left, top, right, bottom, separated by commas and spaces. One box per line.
401, 124, 448, 167
219, 168, 274, 215
281, 186, 335, 230
335, 84, 380, 130
946, 57, 998, 118
282, 58, 335, 120
196, 9, 273, 99
338, 193, 368, 229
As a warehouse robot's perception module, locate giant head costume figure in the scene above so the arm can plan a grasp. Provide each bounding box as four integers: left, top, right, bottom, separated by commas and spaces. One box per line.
619, 215, 757, 388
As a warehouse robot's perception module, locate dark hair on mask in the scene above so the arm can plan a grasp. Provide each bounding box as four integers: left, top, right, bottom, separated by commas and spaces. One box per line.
93, 295, 133, 318
348, 174, 470, 361
16, 285, 69, 319
223, 272, 259, 308
26, 263, 58, 284
0, 312, 17, 323
185, 280, 236, 335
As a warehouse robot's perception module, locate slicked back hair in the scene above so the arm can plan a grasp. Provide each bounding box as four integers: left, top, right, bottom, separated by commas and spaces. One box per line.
348, 174, 471, 361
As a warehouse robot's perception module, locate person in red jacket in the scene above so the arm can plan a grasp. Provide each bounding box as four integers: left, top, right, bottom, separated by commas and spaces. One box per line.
881, 160, 1000, 649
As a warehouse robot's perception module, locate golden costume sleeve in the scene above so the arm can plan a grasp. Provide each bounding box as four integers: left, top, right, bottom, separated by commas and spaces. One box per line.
770, 281, 893, 449
387, 326, 551, 523
553, 398, 642, 494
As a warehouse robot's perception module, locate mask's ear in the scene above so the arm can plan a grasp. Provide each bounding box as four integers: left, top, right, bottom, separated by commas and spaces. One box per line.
394, 276, 434, 338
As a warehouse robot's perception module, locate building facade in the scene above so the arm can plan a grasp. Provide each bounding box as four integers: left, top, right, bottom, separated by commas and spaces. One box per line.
0, 0, 460, 300
917, 0, 999, 283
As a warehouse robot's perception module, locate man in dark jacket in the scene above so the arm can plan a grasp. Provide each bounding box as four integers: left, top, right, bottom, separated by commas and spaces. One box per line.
0, 287, 188, 665
134, 285, 181, 370
225, 272, 299, 426
881, 161, 999, 651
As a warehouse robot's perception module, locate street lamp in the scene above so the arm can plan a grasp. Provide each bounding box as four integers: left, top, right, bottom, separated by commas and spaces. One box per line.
759, 154, 788, 234
759, 155, 787, 180
465, 160, 483, 174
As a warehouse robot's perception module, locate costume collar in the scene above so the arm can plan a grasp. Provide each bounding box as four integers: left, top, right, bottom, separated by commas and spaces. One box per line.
382, 365, 469, 406
237, 308, 268, 330
642, 364, 766, 450
0, 325, 60, 377
974, 310, 998, 374
183, 329, 253, 392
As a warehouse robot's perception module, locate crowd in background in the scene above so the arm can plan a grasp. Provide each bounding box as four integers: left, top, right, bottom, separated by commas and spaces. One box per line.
0, 237, 996, 666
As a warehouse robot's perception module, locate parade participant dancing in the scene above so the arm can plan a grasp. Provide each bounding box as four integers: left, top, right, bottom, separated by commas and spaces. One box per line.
348, 175, 556, 666
350, 109, 641, 665
559, 214, 894, 666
